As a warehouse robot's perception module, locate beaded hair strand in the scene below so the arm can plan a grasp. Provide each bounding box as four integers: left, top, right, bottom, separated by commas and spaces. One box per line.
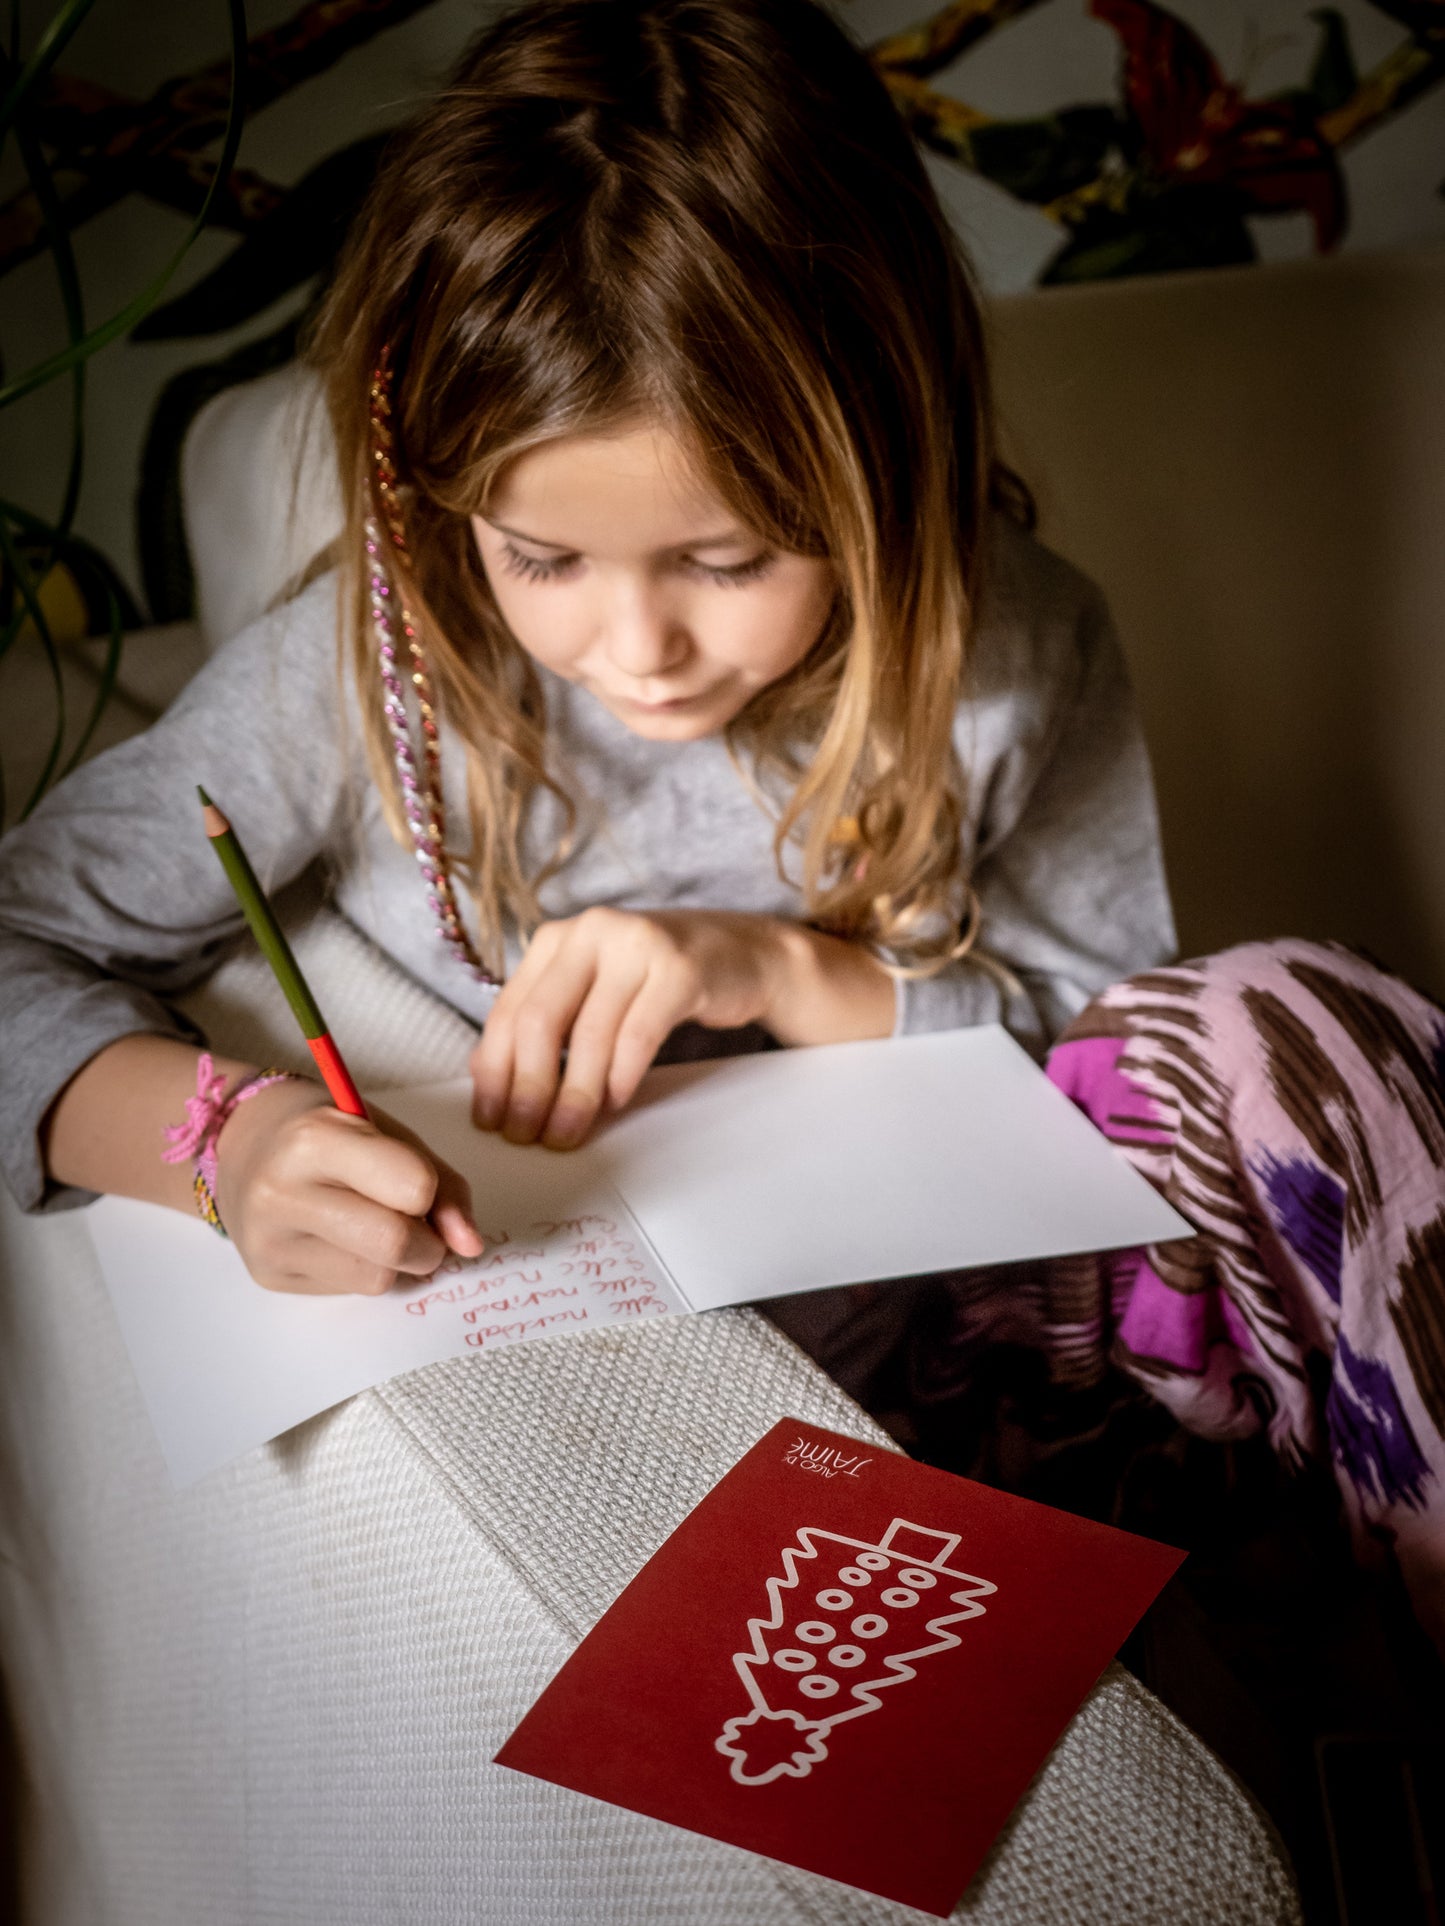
366, 350, 498, 987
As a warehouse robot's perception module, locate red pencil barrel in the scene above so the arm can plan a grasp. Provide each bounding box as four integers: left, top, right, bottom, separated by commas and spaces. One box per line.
307, 1033, 369, 1119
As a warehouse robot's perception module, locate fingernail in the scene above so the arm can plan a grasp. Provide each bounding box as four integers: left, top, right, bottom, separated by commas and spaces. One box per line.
474, 1095, 502, 1131
543, 1105, 587, 1150
502, 1103, 543, 1144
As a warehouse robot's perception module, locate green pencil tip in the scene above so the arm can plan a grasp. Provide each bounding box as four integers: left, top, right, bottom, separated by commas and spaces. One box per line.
197, 784, 212, 806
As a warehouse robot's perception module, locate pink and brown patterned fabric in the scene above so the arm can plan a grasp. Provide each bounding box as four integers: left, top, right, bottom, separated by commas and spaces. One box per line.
1046, 940, 1445, 1652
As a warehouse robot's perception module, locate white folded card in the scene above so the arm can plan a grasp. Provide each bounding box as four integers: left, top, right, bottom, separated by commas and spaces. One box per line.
86, 1025, 1192, 1484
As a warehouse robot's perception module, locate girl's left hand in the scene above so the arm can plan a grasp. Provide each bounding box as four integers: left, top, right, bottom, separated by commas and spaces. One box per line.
469, 907, 892, 1148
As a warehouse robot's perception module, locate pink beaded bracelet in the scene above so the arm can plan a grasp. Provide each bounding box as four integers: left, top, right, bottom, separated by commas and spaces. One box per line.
162, 1055, 300, 1237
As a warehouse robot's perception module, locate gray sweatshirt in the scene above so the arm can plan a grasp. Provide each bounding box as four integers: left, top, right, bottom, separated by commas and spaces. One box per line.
0, 514, 1175, 1212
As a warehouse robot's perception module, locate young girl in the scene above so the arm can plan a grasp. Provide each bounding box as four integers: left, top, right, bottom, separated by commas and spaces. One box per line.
0, 0, 1439, 1648
0, 0, 1173, 1280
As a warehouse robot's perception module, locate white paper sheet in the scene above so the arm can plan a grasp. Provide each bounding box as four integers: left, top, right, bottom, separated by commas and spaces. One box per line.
87, 1025, 1192, 1484
591, 1027, 1190, 1306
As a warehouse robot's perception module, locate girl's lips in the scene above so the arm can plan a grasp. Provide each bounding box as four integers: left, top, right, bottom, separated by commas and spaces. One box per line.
614, 688, 714, 712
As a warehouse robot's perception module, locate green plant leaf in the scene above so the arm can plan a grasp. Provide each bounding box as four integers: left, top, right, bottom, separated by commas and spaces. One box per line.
0, 514, 139, 824
9, 62, 87, 556
52, 528, 143, 630
134, 134, 389, 341
0, 512, 142, 627
0, 0, 101, 149
57, 561, 124, 781
0, 513, 40, 666
0, 493, 65, 538
0, 511, 66, 822
0, 0, 249, 412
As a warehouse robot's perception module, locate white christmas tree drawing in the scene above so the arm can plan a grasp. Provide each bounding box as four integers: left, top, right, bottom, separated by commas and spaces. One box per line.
716, 1517, 997, 1786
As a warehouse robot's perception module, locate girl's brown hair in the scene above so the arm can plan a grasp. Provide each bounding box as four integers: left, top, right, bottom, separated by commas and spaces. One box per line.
311, 0, 1010, 977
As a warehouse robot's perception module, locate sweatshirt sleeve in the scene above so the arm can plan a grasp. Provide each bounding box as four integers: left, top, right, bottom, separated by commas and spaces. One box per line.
0, 574, 357, 1212
892, 527, 1176, 1057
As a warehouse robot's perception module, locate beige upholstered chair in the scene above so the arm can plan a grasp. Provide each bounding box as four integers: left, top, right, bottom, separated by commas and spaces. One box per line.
0, 266, 1360, 1921
991, 245, 1445, 998
0, 907, 1300, 1924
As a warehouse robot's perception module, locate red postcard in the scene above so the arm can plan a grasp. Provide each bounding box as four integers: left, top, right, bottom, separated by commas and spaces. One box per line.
496, 1419, 1184, 1915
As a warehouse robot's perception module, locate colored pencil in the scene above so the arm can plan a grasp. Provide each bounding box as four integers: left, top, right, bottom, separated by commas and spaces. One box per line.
197, 785, 369, 1119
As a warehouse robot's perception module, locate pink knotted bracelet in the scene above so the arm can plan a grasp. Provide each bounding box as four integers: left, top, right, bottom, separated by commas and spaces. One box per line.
163, 1053, 299, 1236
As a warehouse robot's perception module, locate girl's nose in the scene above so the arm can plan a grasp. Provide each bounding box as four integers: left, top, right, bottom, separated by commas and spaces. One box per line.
599, 582, 691, 680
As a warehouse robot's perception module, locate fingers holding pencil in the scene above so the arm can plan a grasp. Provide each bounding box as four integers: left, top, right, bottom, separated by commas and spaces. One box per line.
214, 1081, 483, 1295
197, 786, 483, 1293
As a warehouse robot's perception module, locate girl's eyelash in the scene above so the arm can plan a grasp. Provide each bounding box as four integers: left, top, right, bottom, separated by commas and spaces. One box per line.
499, 543, 578, 583
497, 541, 775, 586
702, 551, 775, 586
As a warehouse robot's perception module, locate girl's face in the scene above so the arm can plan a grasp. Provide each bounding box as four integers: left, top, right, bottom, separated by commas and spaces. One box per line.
471, 422, 835, 740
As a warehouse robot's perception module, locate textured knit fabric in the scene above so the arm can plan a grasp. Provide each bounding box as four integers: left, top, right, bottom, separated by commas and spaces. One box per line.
1044, 940, 1445, 1651
0, 909, 1300, 1925
0, 513, 1173, 1212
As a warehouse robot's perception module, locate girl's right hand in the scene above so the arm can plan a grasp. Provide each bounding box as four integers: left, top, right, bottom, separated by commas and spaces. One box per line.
213, 1076, 484, 1295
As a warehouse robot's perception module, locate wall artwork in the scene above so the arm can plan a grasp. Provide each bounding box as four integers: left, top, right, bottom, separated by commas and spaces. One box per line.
863, 0, 1445, 286
1, 0, 1440, 717
4, 0, 1440, 302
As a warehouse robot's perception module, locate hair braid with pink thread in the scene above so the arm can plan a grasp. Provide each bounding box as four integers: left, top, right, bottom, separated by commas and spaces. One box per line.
366, 349, 498, 988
